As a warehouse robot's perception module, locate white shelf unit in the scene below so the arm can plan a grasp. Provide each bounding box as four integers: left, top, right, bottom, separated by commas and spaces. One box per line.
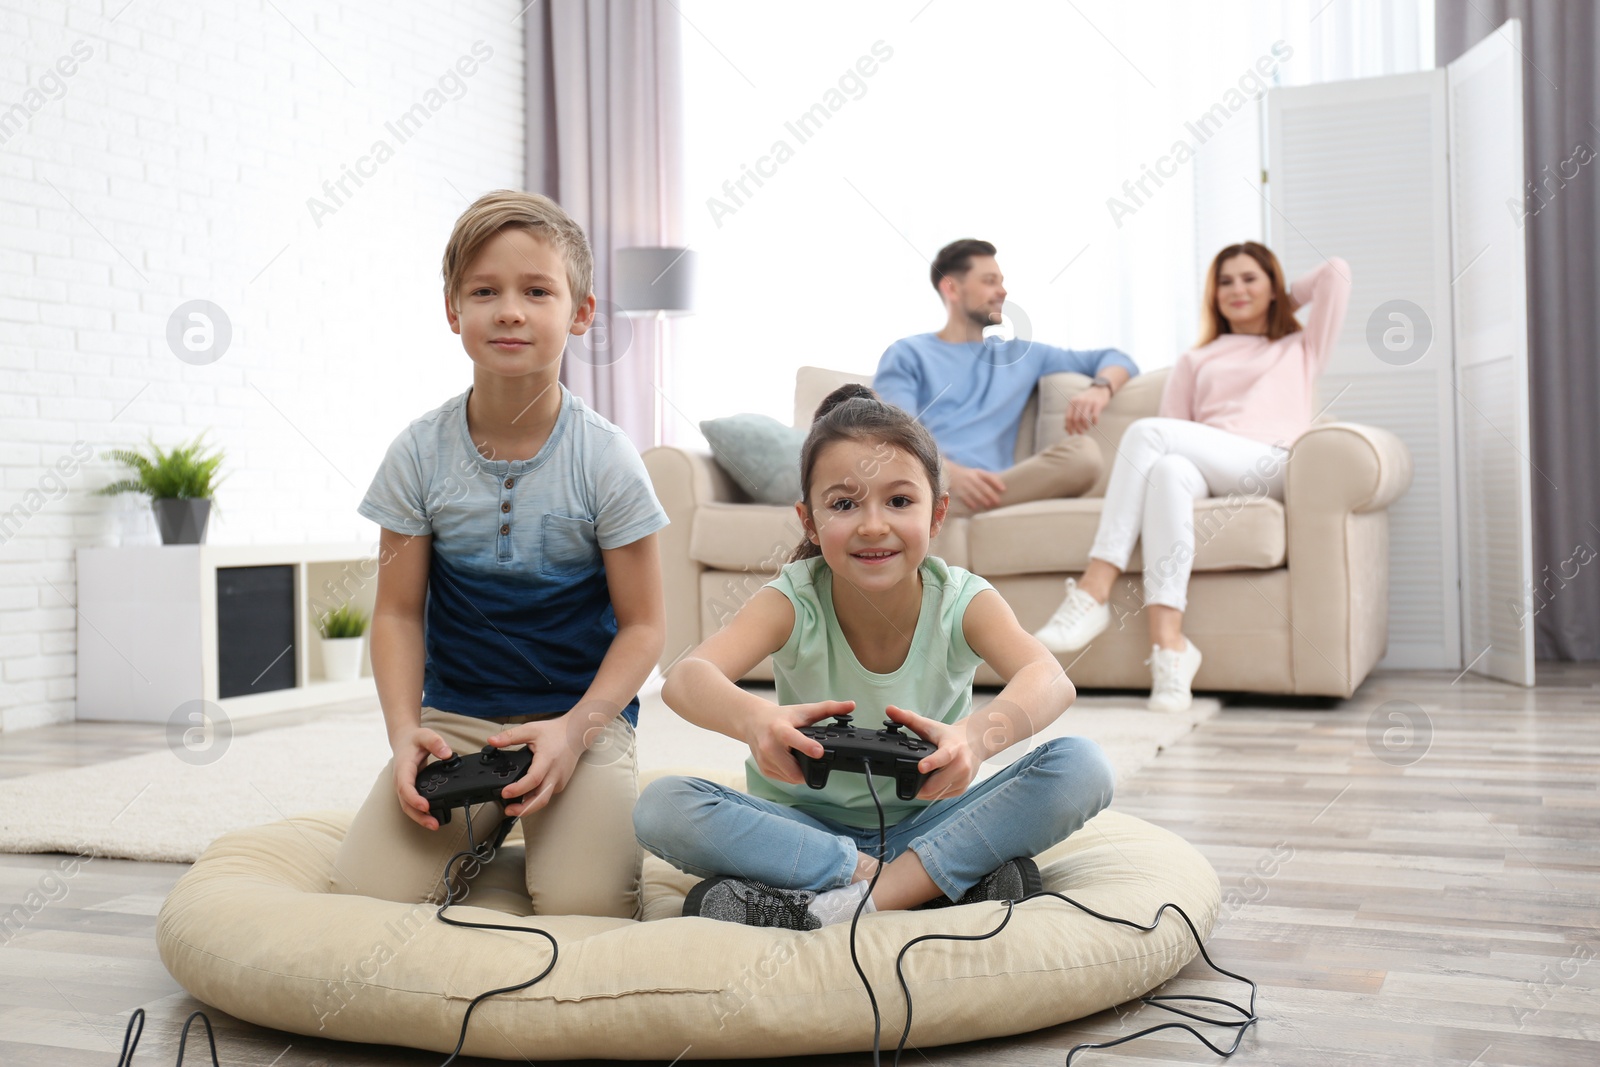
76, 543, 380, 723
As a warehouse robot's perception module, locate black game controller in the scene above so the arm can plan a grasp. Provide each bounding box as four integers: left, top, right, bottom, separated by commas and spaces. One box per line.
791, 714, 936, 801
414, 745, 534, 824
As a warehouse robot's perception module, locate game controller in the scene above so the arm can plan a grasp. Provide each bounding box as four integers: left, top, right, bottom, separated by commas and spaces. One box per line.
791, 714, 936, 801
414, 744, 534, 823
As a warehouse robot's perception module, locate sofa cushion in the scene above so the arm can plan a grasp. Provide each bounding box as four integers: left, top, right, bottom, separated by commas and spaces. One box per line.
690, 502, 805, 571
793, 365, 873, 428
968, 496, 1286, 576
1035, 369, 1170, 498
698, 413, 808, 505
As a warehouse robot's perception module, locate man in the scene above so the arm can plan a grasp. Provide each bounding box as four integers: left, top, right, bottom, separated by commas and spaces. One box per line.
874, 239, 1138, 515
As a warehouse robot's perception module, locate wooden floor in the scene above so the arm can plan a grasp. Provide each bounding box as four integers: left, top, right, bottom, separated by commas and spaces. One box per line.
1, 666, 1596, 1066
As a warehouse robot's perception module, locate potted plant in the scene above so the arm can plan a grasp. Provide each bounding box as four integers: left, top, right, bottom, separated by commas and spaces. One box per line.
96, 434, 226, 545
317, 603, 369, 682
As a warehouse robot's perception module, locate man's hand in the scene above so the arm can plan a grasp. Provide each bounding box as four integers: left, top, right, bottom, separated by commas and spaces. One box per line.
1065, 384, 1112, 434
947, 461, 1006, 512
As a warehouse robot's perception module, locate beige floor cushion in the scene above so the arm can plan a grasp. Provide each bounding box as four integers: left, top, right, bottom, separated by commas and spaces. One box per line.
157, 801, 1220, 1059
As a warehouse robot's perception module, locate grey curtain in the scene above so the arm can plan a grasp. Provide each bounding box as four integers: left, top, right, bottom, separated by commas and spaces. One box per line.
526, 1, 685, 450
1438, 3, 1600, 661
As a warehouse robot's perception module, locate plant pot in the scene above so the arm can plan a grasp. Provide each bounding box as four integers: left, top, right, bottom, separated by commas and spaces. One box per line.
153, 498, 212, 545
320, 636, 365, 682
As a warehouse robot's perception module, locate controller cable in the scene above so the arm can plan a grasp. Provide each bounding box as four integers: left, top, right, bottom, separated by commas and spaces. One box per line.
850, 765, 1260, 1067
429, 805, 558, 1066
112, 803, 555, 1066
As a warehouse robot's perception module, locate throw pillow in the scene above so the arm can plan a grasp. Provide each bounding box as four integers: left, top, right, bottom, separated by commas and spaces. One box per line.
699, 414, 807, 505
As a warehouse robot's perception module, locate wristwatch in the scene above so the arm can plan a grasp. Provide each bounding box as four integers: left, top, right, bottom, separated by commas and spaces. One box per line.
1089, 375, 1115, 395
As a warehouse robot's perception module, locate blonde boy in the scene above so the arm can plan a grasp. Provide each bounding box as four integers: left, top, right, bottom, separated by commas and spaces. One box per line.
331, 191, 667, 918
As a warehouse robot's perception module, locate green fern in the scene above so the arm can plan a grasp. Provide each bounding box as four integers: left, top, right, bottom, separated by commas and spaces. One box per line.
318, 602, 369, 639
96, 434, 226, 500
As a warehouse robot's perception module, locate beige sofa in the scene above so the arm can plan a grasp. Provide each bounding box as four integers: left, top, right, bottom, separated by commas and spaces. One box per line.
643, 366, 1413, 698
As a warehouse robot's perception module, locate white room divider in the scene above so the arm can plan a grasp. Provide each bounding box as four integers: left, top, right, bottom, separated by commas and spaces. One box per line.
1446, 22, 1535, 686
1266, 70, 1462, 671
1263, 20, 1532, 682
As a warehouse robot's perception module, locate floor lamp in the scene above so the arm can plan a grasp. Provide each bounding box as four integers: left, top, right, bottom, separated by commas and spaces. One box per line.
614, 247, 697, 447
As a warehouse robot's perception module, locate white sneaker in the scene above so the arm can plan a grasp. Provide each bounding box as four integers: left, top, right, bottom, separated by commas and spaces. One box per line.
1033, 578, 1110, 653
1146, 639, 1203, 713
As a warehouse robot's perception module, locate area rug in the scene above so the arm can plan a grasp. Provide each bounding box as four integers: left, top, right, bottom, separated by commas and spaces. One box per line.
0, 690, 1218, 863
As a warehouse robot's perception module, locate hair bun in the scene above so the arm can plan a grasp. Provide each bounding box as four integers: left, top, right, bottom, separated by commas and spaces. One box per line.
813, 383, 879, 423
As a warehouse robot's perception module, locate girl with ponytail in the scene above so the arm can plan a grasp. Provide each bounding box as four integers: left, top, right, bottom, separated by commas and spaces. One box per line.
633, 386, 1114, 929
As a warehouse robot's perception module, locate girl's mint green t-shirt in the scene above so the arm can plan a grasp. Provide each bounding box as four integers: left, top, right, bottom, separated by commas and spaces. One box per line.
744, 554, 994, 829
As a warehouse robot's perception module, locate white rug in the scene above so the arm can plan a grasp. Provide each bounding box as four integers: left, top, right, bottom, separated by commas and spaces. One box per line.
0, 690, 1218, 863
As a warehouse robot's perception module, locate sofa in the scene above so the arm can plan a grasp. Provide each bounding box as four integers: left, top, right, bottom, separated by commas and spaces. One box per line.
642, 366, 1413, 698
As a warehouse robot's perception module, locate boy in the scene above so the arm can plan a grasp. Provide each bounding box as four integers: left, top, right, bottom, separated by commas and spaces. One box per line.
330, 190, 667, 919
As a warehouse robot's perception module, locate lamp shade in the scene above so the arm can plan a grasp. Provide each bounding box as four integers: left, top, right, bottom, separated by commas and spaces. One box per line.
613, 247, 696, 316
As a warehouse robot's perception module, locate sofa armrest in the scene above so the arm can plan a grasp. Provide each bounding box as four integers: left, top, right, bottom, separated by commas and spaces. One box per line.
1283, 422, 1413, 697
642, 446, 746, 672
643, 445, 747, 512
1287, 422, 1413, 515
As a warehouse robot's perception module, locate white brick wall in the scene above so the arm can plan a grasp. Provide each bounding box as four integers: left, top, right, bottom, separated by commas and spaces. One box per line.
0, 1, 526, 730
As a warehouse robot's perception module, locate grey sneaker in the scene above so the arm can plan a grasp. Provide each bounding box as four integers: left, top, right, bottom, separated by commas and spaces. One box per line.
920, 857, 1043, 909
683, 876, 821, 930
1033, 578, 1111, 653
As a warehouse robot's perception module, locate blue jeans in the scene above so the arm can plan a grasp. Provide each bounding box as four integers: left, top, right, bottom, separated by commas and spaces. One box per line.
633, 737, 1115, 901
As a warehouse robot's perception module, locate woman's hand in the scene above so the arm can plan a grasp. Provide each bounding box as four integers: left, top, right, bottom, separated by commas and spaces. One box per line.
1065, 384, 1112, 434
486, 717, 588, 817
391, 726, 453, 830
748, 699, 857, 785
884, 704, 982, 801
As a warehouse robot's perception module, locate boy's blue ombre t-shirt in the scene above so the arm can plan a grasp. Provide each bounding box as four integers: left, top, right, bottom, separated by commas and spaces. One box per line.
359, 386, 668, 725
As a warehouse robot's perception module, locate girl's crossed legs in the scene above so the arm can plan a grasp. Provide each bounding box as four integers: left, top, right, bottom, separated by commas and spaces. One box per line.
633, 735, 1114, 907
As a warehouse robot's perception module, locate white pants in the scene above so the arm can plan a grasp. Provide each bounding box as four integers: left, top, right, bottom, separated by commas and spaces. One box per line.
1089, 418, 1288, 612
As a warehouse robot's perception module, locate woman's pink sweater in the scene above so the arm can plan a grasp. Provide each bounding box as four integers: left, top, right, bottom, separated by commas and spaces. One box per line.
1158, 257, 1352, 447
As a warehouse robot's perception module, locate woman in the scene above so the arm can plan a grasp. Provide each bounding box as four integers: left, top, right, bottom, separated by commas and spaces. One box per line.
1032, 242, 1350, 712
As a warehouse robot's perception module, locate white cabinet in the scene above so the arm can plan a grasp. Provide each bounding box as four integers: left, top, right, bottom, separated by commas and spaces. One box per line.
75, 543, 379, 723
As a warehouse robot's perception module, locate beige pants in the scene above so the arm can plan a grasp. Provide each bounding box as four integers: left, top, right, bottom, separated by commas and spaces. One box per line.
328, 707, 641, 919
947, 436, 1103, 517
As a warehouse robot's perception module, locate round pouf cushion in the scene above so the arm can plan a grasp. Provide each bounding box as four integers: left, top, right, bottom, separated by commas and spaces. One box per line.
157, 806, 1220, 1060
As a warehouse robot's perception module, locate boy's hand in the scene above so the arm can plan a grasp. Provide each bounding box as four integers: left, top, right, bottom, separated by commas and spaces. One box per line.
486, 717, 585, 818
392, 726, 453, 830
748, 699, 856, 785
885, 704, 981, 801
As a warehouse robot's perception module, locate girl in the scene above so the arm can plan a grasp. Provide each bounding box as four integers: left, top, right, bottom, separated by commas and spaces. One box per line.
633, 385, 1115, 929
1032, 243, 1351, 713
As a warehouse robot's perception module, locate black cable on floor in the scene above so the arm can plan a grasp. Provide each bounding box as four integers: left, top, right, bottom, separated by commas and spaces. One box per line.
115, 1008, 219, 1066
848, 764, 1259, 1067
113, 804, 558, 1067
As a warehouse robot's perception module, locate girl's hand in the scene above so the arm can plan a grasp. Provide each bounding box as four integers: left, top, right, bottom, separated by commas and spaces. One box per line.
392, 726, 453, 830
486, 717, 586, 817
885, 704, 981, 801
748, 699, 857, 785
